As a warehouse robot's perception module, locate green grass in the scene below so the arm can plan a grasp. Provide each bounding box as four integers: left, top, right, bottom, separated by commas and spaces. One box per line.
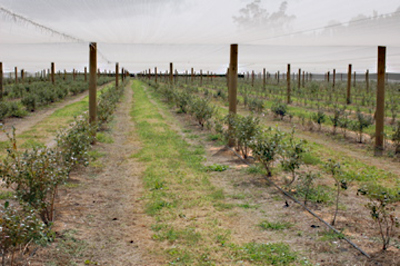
19, 139, 46, 149
230, 242, 303, 265
318, 230, 345, 241
258, 220, 294, 231
204, 164, 229, 172
131, 80, 306, 265
0, 191, 13, 200
96, 132, 114, 143
52, 101, 88, 118
0, 141, 10, 150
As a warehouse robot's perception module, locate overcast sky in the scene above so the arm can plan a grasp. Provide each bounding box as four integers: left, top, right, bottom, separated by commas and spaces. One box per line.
0, 0, 399, 73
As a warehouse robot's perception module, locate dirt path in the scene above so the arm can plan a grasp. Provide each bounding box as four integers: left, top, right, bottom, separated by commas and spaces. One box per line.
0, 83, 110, 142
32, 82, 153, 265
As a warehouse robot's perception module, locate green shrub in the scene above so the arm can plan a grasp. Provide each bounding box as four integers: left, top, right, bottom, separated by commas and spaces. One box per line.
7, 102, 28, 118
56, 116, 96, 170
271, 102, 287, 120
391, 121, 400, 154
329, 107, 344, 135
0, 203, 46, 265
0, 101, 9, 121
250, 127, 285, 177
312, 110, 326, 131
226, 115, 261, 159
280, 132, 307, 185
21, 94, 39, 112
190, 97, 216, 128
0, 135, 68, 224
358, 184, 400, 250
350, 111, 373, 143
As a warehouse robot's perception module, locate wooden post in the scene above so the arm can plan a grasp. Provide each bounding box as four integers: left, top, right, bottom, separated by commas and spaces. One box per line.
191, 68, 194, 84
169, 62, 173, 85
228, 44, 238, 147
155, 67, 158, 83
302, 71, 305, 88
277, 71, 280, 84
84, 67, 87, 81
121, 68, 125, 82
263, 68, 266, 90
148, 68, 151, 81
298, 68, 301, 90
89, 42, 97, 136
115, 63, 119, 88
365, 69, 369, 93
327, 71, 330, 83
0, 62, 3, 100
375, 46, 386, 156
200, 69, 203, 86
287, 64, 291, 104
251, 70, 254, 87
21, 69, 24, 83
333, 69, 336, 89
51, 62, 55, 85
347, 64, 352, 104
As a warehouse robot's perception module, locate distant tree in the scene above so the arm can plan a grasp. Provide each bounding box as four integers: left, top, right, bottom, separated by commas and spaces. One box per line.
233, 0, 295, 35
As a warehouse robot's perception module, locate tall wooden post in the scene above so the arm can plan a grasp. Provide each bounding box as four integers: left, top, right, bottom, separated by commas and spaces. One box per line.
191, 68, 194, 84
115, 63, 119, 88
287, 64, 291, 104
302, 71, 305, 88
263, 68, 266, 90
155, 67, 158, 83
89, 42, 97, 136
0, 62, 3, 100
121, 68, 125, 82
148, 68, 151, 81
327, 71, 330, 83
333, 69, 336, 89
51, 62, 55, 85
298, 68, 301, 90
228, 44, 238, 147
375, 46, 386, 156
277, 71, 280, 84
21, 69, 24, 83
251, 70, 254, 87
169, 62, 173, 85
365, 69, 369, 93
347, 64, 352, 104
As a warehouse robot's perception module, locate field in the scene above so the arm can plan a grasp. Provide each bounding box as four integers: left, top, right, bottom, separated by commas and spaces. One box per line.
0, 75, 399, 266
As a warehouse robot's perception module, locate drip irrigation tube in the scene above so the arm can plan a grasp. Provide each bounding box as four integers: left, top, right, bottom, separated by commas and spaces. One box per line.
225, 145, 371, 259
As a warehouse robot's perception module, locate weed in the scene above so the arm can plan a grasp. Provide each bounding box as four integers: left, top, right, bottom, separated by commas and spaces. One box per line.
204, 164, 229, 172
96, 132, 114, 143
258, 220, 294, 231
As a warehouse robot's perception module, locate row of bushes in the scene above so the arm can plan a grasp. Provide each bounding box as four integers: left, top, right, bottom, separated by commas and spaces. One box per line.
0, 80, 126, 265
0, 77, 113, 121
206, 85, 399, 154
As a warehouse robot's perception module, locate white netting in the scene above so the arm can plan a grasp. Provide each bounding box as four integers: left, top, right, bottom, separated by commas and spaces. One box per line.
0, 0, 399, 74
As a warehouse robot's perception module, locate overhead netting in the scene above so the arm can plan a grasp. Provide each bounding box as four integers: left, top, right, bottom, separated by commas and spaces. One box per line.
0, 0, 399, 74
